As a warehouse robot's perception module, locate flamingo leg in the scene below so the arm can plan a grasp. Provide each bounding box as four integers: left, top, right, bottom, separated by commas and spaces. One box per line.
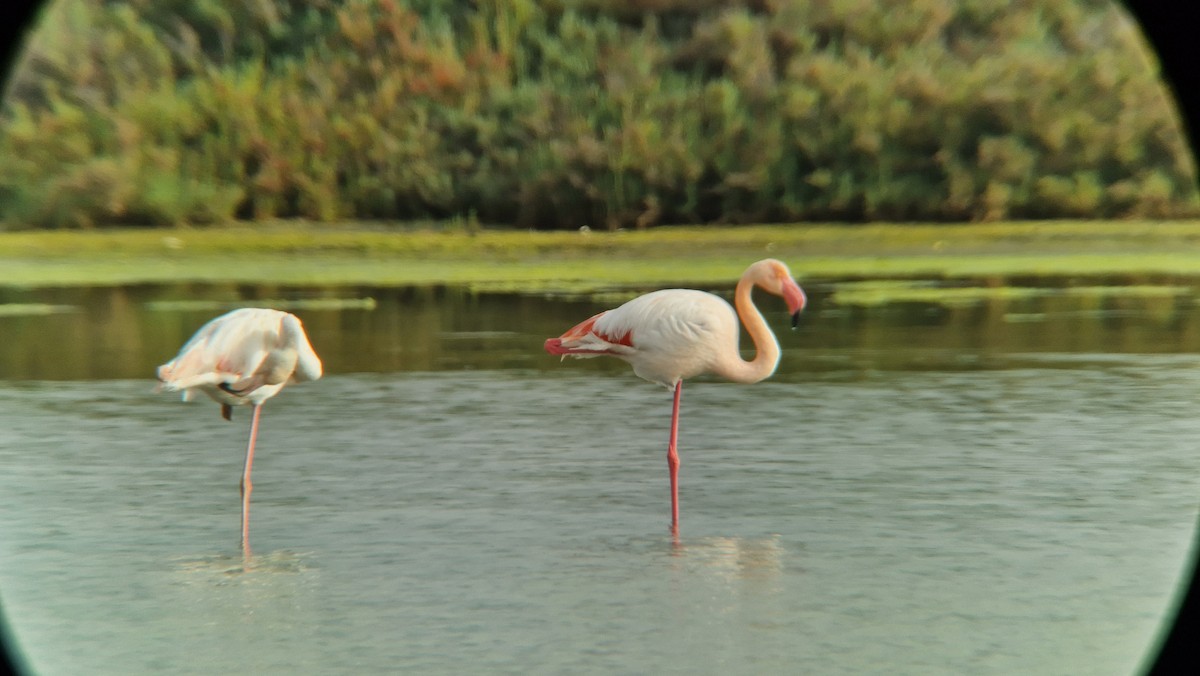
668, 380, 682, 534
240, 404, 263, 556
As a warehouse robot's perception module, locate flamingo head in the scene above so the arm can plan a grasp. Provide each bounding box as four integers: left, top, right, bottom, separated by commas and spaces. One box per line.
750, 259, 807, 329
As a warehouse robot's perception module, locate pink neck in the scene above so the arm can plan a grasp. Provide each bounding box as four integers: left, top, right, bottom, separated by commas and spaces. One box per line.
712, 275, 782, 383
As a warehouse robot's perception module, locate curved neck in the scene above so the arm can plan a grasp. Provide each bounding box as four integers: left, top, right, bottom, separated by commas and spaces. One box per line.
713, 275, 782, 384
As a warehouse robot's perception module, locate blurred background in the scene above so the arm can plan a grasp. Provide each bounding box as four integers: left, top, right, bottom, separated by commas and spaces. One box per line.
1, 0, 1197, 230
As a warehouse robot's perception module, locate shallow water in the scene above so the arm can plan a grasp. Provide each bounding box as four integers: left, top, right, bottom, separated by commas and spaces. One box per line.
1, 284, 1199, 674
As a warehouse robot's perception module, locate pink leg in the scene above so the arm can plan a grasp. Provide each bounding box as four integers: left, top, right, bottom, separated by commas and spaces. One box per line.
240, 404, 262, 556
668, 380, 682, 534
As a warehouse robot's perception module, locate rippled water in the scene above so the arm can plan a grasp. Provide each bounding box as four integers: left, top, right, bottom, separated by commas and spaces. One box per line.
2, 284, 1199, 674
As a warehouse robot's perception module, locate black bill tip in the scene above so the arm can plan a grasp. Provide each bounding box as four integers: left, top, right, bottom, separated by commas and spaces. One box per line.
219, 382, 249, 396
790, 311, 801, 330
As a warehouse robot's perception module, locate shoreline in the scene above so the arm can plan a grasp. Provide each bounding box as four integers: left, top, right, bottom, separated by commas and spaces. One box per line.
3, 220, 1200, 290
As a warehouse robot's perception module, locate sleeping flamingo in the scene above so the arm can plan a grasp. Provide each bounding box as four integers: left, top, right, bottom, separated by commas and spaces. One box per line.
544, 258, 806, 533
156, 308, 323, 555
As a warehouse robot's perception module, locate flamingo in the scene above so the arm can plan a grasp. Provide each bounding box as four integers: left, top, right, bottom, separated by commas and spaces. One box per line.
156, 307, 323, 555
544, 258, 807, 533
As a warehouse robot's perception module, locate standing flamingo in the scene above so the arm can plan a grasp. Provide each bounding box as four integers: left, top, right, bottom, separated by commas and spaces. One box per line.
544, 258, 806, 533
156, 307, 323, 555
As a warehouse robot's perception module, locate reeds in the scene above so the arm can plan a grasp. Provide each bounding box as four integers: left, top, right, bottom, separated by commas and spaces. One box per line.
1, 0, 1195, 229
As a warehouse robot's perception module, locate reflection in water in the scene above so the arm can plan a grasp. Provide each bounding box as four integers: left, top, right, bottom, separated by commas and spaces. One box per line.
171, 550, 316, 577
671, 535, 785, 581
2, 277, 1200, 380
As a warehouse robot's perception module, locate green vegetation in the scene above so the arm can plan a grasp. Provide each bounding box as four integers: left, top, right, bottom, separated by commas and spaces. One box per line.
2, 0, 1196, 230
4, 220, 1200, 290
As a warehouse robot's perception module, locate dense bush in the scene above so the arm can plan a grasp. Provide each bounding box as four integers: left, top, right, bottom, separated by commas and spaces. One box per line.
0, 0, 1196, 228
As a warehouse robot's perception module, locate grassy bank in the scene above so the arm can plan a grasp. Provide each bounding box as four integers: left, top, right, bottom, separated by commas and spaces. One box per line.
4, 220, 1200, 291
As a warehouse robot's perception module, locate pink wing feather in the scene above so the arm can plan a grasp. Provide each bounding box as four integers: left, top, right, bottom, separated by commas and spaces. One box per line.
544, 310, 635, 356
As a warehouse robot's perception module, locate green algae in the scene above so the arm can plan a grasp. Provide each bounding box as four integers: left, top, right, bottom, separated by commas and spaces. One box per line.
829, 280, 1193, 307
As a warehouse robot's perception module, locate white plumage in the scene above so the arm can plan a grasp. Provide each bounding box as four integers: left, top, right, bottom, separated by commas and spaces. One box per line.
579, 289, 741, 387
157, 307, 323, 555
158, 307, 322, 408
545, 259, 807, 533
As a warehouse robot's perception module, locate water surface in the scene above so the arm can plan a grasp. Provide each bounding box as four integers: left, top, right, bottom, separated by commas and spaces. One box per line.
1, 282, 1198, 674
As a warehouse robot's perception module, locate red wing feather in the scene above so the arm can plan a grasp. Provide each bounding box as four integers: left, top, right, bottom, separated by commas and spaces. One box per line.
544, 311, 634, 355
567, 312, 634, 346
